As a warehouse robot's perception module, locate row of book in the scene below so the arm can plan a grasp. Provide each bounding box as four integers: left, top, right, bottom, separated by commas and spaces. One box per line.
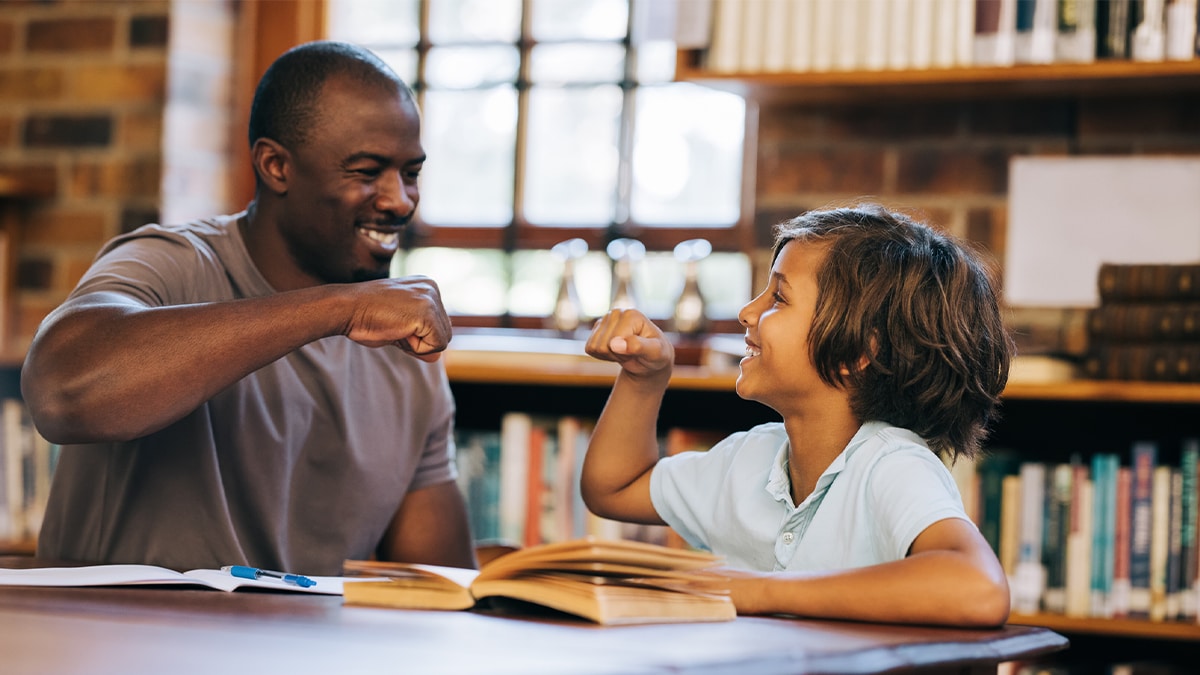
0, 398, 57, 544
454, 413, 727, 550
1083, 263, 1200, 382
955, 438, 1200, 623
700, 0, 1200, 75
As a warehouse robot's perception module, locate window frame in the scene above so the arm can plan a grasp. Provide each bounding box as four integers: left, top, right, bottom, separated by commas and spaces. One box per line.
237, 0, 758, 331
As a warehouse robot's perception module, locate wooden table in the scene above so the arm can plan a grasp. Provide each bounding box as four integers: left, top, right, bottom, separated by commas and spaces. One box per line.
0, 584, 1066, 675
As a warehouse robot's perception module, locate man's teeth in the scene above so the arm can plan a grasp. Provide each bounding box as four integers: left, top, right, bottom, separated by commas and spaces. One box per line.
360, 228, 398, 245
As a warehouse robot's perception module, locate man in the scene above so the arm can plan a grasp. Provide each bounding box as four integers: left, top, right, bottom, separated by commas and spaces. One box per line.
22, 41, 477, 575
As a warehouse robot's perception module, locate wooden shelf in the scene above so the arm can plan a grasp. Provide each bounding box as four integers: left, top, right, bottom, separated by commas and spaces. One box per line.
675, 53, 1200, 104
1010, 612, 1200, 642
446, 349, 1200, 404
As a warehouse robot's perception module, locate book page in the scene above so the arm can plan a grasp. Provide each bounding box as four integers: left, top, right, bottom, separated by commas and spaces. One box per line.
0, 564, 349, 595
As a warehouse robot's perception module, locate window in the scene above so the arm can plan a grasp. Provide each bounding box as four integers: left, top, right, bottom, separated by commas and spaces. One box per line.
326, 0, 749, 330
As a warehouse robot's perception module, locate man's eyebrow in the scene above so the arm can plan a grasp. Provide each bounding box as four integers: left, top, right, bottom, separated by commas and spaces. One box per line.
341, 152, 427, 166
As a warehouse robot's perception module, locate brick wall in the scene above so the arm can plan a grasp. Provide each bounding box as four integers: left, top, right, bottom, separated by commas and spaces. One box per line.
752, 92, 1200, 353
0, 0, 235, 356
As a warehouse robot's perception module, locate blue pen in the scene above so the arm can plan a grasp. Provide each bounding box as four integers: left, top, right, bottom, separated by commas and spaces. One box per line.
221, 565, 317, 588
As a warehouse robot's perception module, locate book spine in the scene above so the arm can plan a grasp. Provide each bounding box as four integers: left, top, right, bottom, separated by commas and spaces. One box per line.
1065, 465, 1093, 617
1182, 438, 1199, 621
1013, 462, 1047, 614
1000, 473, 1024, 579
1097, 263, 1200, 303
1111, 465, 1133, 618
1149, 465, 1172, 621
1086, 303, 1200, 343
1166, 467, 1184, 620
1083, 344, 1200, 382
1042, 463, 1073, 613
1128, 441, 1157, 619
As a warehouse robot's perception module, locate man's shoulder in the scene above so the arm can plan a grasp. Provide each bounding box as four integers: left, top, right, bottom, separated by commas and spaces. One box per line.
104, 214, 239, 255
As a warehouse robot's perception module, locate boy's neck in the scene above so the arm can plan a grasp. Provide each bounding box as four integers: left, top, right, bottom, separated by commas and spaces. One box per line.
782, 406, 861, 505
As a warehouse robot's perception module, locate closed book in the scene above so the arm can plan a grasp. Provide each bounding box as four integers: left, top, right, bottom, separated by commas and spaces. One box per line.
1130, 0, 1167, 61
1090, 453, 1119, 618
1165, 467, 1184, 620
1111, 465, 1133, 618
1013, 0, 1057, 63
1042, 463, 1073, 614
1128, 442, 1156, 619
1149, 465, 1171, 621
1013, 462, 1047, 614
1064, 468, 1093, 617
1086, 303, 1200, 343
1097, 263, 1200, 303
1096, 0, 1134, 58
342, 537, 737, 625
1182, 438, 1199, 621
1057, 0, 1098, 62
1083, 343, 1200, 382
975, 0, 1018, 65
978, 450, 1023, 555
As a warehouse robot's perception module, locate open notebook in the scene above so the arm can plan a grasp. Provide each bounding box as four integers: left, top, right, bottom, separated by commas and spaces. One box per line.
0, 564, 355, 595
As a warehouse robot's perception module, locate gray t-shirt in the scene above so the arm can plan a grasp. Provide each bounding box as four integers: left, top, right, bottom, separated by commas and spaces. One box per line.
36, 214, 457, 575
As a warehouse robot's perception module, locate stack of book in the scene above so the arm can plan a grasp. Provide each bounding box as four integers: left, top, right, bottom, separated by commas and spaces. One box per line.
1083, 263, 1200, 382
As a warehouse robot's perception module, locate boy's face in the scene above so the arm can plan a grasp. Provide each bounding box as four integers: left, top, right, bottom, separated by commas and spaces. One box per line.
735, 240, 840, 415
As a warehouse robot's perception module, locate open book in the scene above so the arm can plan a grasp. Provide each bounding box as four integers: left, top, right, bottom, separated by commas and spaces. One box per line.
0, 564, 351, 595
342, 537, 736, 625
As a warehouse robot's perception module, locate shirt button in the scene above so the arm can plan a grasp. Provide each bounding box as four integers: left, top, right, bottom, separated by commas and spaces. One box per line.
782, 532, 795, 544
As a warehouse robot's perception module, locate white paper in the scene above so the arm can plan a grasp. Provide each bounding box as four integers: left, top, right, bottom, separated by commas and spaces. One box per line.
1005, 157, 1200, 307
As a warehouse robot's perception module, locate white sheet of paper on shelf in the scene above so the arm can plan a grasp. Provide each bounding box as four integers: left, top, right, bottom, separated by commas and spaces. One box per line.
1005, 156, 1200, 308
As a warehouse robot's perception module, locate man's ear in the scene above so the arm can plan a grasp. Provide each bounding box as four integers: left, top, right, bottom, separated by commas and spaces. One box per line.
251, 138, 290, 195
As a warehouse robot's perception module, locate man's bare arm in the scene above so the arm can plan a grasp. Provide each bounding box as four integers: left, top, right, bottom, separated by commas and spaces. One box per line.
22, 277, 451, 444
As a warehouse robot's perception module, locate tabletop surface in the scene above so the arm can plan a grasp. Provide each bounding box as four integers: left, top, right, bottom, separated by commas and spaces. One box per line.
0, 581, 1068, 675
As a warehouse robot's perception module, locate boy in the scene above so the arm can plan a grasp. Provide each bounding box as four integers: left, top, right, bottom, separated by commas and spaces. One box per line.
581, 204, 1013, 627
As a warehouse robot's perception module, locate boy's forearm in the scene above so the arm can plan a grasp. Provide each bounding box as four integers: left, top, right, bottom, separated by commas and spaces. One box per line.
580, 369, 671, 521
730, 551, 1010, 628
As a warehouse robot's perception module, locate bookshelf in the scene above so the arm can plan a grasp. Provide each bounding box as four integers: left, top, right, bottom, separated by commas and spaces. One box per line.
674, 53, 1200, 105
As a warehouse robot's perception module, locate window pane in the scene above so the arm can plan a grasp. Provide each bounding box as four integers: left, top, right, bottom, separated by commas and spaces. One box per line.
525, 85, 622, 225
510, 249, 612, 318
399, 248, 508, 315
374, 49, 418, 85
698, 253, 751, 320
429, 0, 521, 43
530, 44, 625, 84
531, 0, 628, 41
426, 46, 520, 88
421, 88, 517, 225
634, 40, 676, 83
326, 0, 419, 45
631, 83, 744, 226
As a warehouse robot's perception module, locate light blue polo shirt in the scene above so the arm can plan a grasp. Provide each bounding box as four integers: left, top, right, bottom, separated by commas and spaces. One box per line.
649, 420, 970, 572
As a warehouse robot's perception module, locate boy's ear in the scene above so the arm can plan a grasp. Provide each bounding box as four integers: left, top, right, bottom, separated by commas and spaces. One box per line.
251, 138, 290, 195
839, 354, 871, 376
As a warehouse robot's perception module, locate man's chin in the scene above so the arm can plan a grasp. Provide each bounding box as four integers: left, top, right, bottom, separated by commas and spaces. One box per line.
351, 266, 391, 283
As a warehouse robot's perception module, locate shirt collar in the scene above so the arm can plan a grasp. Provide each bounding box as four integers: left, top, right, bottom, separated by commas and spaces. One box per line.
764, 420, 892, 507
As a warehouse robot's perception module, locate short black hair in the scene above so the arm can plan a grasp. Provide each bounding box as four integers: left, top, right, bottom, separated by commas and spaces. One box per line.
774, 204, 1014, 460
248, 40, 413, 150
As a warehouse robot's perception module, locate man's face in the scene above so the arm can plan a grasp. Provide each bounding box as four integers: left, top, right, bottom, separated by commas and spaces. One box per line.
278, 75, 425, 286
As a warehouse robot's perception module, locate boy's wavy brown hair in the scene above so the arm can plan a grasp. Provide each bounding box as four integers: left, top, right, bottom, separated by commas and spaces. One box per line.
774, 204, 1014, 460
